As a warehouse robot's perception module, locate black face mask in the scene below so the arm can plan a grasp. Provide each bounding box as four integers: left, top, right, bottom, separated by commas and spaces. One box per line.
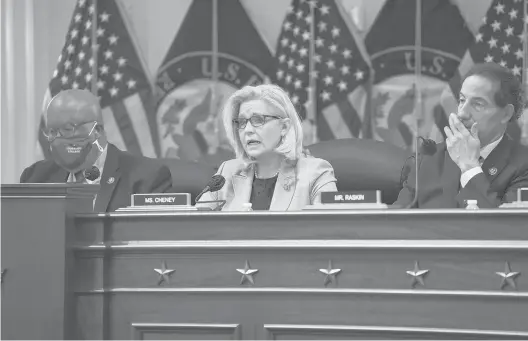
49, 124, 103, 173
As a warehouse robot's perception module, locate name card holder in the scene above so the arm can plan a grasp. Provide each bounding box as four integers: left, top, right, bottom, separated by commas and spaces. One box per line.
519, 188, 528, 202
304, 190, 387, 210
116, 193, 197, 212
499, 188, 528, 208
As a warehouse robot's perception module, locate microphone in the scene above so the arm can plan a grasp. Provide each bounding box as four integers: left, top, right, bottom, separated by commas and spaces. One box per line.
400, 138, 437, 185
419, 136, 437, 156
84, 166, 100, 181
195, 175, 226, 202
402, 137, 437, 208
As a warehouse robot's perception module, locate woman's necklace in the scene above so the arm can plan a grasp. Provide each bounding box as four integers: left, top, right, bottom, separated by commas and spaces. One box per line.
254, 167, 279, 179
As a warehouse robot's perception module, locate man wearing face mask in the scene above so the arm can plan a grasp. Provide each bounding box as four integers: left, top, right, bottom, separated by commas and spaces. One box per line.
20, 89, 173, 212
394, 62, 528, 208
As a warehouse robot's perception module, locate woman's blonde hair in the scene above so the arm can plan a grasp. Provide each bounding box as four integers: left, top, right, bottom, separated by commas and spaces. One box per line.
222, 84, 304, 163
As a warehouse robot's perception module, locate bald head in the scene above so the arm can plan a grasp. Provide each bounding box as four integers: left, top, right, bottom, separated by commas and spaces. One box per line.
46, 89, 103, 129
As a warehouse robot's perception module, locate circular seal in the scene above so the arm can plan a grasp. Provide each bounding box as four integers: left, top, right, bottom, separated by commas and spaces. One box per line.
155, 52, 267, 163
372, 74, 447, 150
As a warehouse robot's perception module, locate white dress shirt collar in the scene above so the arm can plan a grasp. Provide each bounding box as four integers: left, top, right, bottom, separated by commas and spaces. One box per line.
480, 135, 503, 160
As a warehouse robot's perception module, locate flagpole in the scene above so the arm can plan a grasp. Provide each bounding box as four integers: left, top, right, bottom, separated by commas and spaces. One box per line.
307, 1, 318, 144
90, 0, 98, 95
335, 0, 374, 139
523, 0, 527, 89
414, 0, 422, 152
523, 0, 527, 100
211, 0, 219, 134
405, 0, 422, 209
521, 0, 528, 143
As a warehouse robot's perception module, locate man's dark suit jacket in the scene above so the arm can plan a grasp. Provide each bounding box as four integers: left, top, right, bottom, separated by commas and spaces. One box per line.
394, 134, 528, 208
20, 143, 173, 212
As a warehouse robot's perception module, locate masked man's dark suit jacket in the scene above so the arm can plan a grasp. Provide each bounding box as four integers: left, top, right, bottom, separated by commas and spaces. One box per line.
19, 144, 173, 212
394, 134, 528, 208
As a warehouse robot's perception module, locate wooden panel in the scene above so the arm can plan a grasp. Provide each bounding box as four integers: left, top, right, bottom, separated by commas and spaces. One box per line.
4, 200, 528, 339
263, 324, 528, 340
73, 246, 527, 292
1, 184, 97, 340
71, 210, 528, 339
74, 293, 528, 339
131, 323, 240, 340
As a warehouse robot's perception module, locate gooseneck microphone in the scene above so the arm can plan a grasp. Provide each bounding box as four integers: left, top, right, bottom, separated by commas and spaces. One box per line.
402, 137, 437, 209
420, 136, 437, 156
400, 138, 437, 186
195, 174, 226, 202
83, 166, 101, 181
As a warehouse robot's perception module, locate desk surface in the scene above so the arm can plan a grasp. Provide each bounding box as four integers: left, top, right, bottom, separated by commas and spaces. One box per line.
78, 207, 528, 217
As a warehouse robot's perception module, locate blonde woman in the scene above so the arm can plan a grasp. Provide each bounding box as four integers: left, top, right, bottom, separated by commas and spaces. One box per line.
198, 84, 337, 211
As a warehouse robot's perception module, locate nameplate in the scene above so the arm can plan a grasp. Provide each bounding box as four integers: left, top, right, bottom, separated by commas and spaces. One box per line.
321, 190, 381, 204
518, 188, 528, 202
131, 193, 190, 206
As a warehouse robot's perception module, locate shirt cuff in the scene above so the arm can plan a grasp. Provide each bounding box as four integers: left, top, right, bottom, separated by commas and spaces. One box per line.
460, 167, 483, 188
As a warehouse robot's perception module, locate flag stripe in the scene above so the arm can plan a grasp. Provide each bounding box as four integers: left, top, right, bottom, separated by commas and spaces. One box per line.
316, 109, 336, 142
351, 85, 372, 138
349, 85, 367, 118
337, 96, 361, 137
123, 92, 156, 157
138, 89, 160, 157
321, 104, 353, 139
102, 106, 127, 151
110, 100, 142, 155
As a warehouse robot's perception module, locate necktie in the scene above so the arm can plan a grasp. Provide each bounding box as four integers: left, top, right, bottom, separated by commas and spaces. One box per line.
76, 171, 86, 183
69, 171, 85, 183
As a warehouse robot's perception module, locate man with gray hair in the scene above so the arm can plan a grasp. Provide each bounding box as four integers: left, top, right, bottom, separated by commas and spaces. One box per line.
20, 89, 173, 211
394, 62, 528, 208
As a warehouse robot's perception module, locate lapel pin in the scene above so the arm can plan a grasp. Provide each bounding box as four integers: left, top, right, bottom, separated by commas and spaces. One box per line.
283, 177, 294, 191
107, 177, 115, 184
488, 167, 497, 176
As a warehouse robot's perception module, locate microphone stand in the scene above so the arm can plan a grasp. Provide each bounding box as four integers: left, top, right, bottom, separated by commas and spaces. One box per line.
194, 187, 210, 203
405, 0, 423, 209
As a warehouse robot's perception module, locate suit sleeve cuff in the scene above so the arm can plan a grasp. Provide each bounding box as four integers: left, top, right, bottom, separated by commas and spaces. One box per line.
460, 167, 483, 188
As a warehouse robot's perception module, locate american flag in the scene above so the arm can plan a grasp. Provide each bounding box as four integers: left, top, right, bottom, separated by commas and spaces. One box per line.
439, 0, 527, 132
38, 0, 157, 158
272, 0, 371, 141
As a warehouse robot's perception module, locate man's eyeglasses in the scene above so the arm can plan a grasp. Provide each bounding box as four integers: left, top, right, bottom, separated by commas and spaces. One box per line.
232, 115, 281, 130
42, 121, 98, 142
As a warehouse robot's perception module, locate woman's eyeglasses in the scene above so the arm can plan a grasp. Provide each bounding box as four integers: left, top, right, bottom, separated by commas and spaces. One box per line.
233, 115, 281, 130
42, 121, 97, 142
